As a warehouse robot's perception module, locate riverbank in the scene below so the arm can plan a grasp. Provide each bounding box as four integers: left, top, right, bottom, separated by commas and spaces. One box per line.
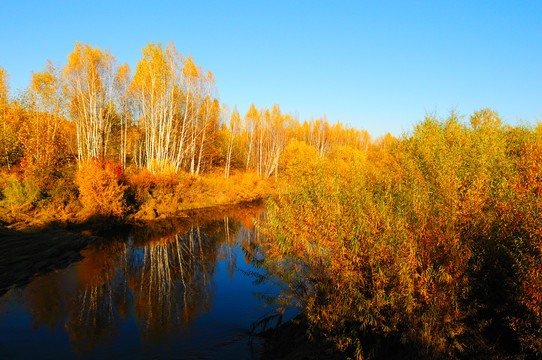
0, 169, 278, 231
0, 225, 97, 296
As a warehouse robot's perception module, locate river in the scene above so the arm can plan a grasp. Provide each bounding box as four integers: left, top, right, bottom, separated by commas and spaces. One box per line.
0, 202, 289, 359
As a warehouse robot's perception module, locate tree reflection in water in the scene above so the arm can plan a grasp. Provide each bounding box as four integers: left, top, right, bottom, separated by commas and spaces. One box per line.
0, 202, 266, 357
67, 240, 126, 354
129, 226, 217, 342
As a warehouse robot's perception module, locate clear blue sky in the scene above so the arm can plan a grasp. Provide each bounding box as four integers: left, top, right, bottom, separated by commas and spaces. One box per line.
1, 0, 540, 138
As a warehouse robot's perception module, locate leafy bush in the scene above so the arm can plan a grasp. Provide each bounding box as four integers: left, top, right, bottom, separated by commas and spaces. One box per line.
0, 173, 40, 210
280, 139, 321, 181
75, 160, 127, 217
47, 168, 79, 209
125, 167, 179, 204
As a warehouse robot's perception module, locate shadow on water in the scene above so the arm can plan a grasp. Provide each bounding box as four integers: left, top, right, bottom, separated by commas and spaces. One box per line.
0, 226, 95, 297
0, 200, 291, 359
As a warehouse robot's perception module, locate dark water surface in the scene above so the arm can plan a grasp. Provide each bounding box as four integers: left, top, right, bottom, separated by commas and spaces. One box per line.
0, 203, 284, 359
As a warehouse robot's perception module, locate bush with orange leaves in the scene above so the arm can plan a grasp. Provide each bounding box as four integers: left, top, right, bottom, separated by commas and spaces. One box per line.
75, 160, 127, 217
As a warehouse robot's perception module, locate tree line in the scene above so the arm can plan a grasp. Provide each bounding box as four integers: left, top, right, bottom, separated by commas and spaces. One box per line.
0, 42, 371, 180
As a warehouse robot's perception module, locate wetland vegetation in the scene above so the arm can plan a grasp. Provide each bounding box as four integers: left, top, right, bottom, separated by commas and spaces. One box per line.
1, 44, 541, 359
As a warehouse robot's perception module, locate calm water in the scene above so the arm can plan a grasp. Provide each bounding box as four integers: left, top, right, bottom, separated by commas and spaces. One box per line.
0, 203, 287, 359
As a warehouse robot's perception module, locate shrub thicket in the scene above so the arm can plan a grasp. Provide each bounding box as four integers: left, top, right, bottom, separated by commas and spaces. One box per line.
261, 110, 542, 359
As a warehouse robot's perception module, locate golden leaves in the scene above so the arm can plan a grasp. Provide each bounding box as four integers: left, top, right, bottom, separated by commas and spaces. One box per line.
0, 65, 9, 106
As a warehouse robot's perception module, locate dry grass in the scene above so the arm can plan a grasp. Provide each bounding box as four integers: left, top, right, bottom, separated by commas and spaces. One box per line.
130, 168, 278, 220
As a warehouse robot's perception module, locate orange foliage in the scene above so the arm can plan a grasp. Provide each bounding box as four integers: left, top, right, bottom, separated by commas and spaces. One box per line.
75, 160, 127, 217
262, 110, 542, 358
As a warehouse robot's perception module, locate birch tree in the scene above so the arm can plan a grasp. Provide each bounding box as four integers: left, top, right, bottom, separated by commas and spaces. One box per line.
195, 96, 220, 175
224, 106, 240, 179
243, 104, 259, 170
132, 42, 217, 174
64, 42, 125, 163
132, 42, 181, 173
0, 66, 8, 107
115, 63, 132, 167
0, 66, 13, 168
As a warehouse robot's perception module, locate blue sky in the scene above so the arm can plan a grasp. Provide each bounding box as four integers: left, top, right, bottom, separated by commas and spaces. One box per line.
1, 1, 540, 137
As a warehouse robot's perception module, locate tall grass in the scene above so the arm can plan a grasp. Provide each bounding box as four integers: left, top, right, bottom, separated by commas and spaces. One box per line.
261, 110, 542, 359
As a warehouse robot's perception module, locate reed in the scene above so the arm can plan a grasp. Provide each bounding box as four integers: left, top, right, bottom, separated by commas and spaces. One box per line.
261, 110, 542, 359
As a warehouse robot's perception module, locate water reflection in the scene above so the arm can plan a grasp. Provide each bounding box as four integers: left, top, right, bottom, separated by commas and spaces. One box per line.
0, 202, 268, 358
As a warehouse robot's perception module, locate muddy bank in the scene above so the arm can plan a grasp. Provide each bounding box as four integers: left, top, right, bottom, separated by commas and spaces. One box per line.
0, 194, 272, 232
0, 226, 97, 296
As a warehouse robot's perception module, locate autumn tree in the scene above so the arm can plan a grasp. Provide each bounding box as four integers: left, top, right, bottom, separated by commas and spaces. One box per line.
0, 66, 16, 168
224, 106, 240, 178
132, 42, 180, 173
252, 104, 288, 178
0, 68, 27, 170
194, 96, 220, 174
24, 61, 68, 167
0, 66, 8, 107
115, 63, 132, 167
185, 61, 218, 175
243, 104, 259, 170
132, 42, 217, 174
64, 42, 127, 163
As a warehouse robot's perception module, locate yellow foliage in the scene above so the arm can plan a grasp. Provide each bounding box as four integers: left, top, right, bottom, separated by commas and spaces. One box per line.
470, 108, 502, 129
75, 161, 127, 217
0, 66, 9, 106
327, 145, 366, 176
262, 111, 542, 358
280, 139, 320, 181
147, 158, 177, 175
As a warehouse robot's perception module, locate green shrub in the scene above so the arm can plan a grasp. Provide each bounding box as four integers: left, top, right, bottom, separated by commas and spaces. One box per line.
1, 174, 40, 210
